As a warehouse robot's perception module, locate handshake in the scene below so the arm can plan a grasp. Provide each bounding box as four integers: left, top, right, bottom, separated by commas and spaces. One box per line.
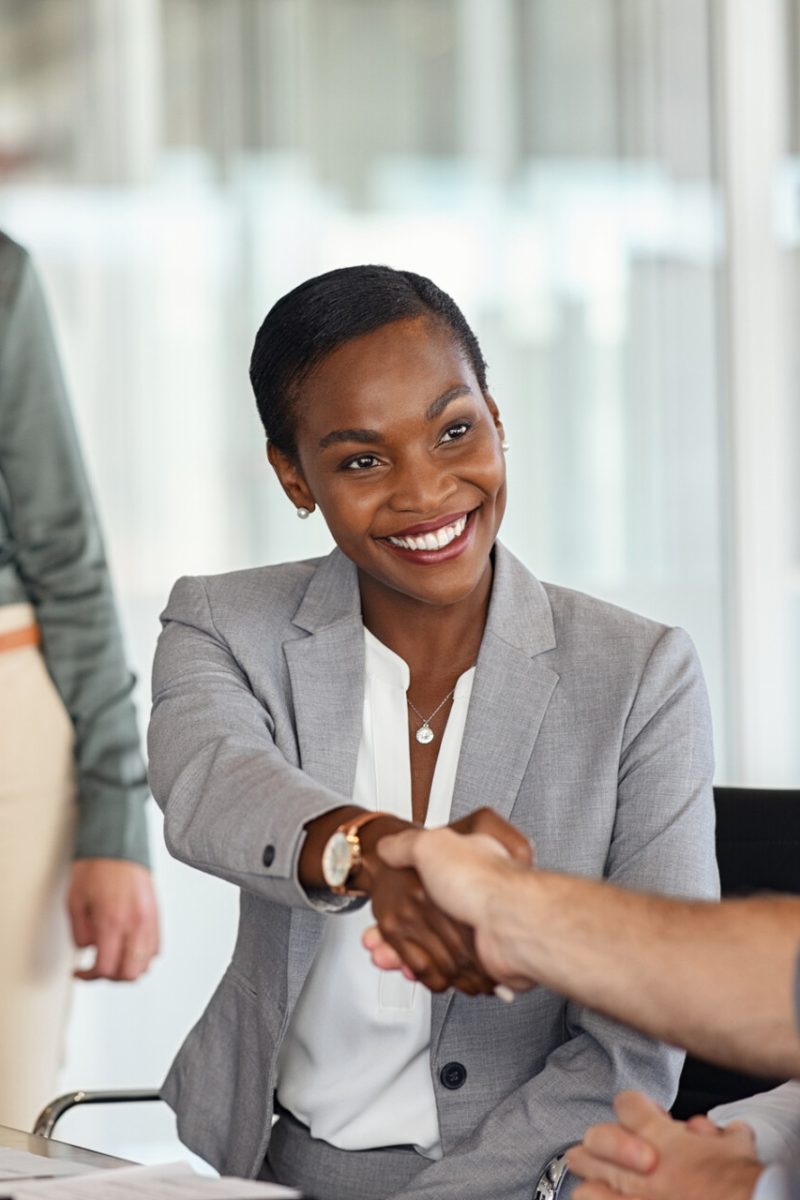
358, 813, 778, 1200
357, 808, 535, 997
350, 808, 797, 1200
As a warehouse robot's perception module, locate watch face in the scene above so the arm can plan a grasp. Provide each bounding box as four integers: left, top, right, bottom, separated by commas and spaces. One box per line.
321, 830, 353, 888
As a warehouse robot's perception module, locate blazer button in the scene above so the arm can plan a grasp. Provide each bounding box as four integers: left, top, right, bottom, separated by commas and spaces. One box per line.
262, 844, 276, 868
439, 1061, 467, 1090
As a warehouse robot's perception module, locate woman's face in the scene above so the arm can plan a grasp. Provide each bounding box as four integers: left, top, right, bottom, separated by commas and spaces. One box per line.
269, 316, 507, 613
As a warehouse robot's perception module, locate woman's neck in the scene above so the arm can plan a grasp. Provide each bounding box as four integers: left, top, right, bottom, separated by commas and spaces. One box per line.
357, 560, 493, 682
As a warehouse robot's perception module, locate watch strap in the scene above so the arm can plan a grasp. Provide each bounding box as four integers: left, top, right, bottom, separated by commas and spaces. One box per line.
342, 810, 392, 839
330, 810, 393, 895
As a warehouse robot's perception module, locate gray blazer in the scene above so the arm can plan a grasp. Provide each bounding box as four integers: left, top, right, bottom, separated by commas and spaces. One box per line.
148, 542, 719, 1198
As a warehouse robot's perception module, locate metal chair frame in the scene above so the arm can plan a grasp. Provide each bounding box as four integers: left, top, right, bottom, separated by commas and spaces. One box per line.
34, 1089, 162, 1139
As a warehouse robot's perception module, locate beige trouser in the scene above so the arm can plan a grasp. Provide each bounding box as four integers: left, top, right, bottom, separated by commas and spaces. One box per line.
0, 604, 76, 1130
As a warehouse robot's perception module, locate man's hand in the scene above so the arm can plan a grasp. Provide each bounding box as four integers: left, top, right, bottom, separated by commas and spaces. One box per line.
67, 859, 160, 981
566, 1091, 762, 1200
356, 815, 507, 996
363, 811, 535, 991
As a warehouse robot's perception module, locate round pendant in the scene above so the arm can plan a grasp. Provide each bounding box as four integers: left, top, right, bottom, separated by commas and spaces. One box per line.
416, 724, 435, 745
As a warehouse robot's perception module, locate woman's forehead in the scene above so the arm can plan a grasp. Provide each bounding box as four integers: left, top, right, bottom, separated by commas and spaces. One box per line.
296, 316, 478, 425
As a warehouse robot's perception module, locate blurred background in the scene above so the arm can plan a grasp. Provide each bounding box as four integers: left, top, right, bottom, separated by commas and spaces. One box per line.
0, 0, 797, 1168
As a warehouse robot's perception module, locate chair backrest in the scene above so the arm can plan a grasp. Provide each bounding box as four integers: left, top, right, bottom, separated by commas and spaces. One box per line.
671, 785, 800, 1119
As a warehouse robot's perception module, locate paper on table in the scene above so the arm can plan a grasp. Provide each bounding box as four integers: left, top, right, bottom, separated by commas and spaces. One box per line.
0, 1161, 300, 1199
0, 1148, 96, 1180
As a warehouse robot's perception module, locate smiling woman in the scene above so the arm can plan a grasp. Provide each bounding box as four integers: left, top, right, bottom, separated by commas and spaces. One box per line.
147, 265, 719, 1200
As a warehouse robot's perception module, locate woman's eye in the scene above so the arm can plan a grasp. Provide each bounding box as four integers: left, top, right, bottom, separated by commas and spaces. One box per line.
342, 454, 382, 471
439, 421, 471, 444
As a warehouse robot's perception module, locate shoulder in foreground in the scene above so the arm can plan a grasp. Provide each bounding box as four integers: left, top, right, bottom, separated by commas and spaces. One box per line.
0, 231, 26, 269
0, 233, 31, 309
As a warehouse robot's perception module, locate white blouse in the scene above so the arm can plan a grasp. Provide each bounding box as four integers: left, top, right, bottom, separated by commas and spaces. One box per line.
276, 628, 475, 1159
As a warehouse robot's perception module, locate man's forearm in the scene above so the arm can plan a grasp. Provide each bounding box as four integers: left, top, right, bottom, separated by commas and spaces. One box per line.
485, 871, 800, 1078
376, 827, 800, 1077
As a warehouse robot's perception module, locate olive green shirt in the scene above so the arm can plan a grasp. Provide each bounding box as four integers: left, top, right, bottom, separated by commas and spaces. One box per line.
0, 233, 149, 865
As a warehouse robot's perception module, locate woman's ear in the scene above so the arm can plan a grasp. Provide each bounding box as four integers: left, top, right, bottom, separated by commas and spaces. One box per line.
267, 442, 316, 514
483, 394, 506, 446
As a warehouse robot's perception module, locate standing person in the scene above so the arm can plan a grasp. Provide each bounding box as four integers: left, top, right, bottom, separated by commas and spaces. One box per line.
0, 233, 159, 1130
149, 264, 718, 1200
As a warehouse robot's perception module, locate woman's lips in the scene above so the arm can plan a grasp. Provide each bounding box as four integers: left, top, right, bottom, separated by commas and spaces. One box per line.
377, 509, 477, 564
386, 510, 469, 538
387, 512, 468, 552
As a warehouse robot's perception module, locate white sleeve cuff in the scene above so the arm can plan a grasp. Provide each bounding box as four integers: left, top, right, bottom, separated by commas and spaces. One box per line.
709, 1082, 800, 1165
752, 1163, 800, 1200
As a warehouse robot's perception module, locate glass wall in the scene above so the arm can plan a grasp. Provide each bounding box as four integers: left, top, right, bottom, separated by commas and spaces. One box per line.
0, 0, 794, 1163
0, 0, 729, 712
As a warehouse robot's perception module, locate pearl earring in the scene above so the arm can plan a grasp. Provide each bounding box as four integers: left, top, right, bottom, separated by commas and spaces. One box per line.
296, 506, 312, 519
501, 440, 510, 453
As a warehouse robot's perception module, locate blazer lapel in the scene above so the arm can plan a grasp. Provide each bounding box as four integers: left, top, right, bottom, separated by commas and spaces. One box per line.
283, 623, 365, 796
282, 550, 366, 1006
283, 548, 365, 791
432, 543, 560, 1049
448, 636, 559, 823
451, 541, 560, 822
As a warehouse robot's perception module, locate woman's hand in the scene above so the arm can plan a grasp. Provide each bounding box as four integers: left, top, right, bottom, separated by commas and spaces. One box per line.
362, 810, 534, 994
357, 818, 498, 995
300, 808, 498, 993
448, 807, 533, 866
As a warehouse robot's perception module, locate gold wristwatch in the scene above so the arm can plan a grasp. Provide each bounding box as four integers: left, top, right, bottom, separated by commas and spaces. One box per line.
320, 811, 391, 895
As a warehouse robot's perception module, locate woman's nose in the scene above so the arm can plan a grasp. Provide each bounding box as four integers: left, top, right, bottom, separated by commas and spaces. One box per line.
389, 453, 456, 515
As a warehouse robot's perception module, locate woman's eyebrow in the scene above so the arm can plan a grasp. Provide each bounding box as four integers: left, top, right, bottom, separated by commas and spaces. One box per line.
318, 427, 381, 449
318, 385, 474, 449
425, 384, 474, 420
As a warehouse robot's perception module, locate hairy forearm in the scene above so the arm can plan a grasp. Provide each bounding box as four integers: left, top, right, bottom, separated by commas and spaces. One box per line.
485, 871, 800, 1077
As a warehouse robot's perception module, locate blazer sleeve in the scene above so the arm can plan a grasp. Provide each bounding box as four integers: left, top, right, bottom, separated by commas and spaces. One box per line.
387, 626, 720, 1200
148, 573, 356, 909
0, 238, 149, 865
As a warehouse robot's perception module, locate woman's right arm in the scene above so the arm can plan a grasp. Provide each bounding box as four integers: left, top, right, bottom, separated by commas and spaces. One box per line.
149, 574, 514, 992
149, 574, 363, 909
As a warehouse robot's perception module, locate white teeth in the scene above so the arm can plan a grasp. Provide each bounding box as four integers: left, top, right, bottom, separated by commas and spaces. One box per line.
387, 513, 468, 552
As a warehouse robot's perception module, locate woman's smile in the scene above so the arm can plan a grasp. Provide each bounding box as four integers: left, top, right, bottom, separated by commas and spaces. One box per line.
378, 508, 477, 563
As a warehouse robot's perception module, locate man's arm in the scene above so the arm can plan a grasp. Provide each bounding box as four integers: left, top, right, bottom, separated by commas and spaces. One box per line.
370, 828, 800, 1078
0, 238, 158, 979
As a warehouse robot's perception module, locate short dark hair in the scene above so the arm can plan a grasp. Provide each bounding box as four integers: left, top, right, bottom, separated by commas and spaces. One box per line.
249, 264, 488, 458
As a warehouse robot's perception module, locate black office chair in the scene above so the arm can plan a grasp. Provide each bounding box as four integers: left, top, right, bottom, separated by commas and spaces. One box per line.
671, 785, 800, 1119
